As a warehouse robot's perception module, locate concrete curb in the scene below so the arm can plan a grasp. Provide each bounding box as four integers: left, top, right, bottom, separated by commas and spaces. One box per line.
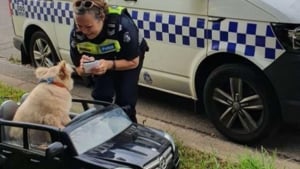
140, 115, 299, 169
0, 73, 299, 169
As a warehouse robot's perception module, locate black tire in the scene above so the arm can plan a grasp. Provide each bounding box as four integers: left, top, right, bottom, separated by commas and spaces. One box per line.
29, 31, 60, 67
204, 64, 280, 144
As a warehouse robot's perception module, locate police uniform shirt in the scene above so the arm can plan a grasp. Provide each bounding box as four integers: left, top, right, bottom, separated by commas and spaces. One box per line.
69, 11, 139, 67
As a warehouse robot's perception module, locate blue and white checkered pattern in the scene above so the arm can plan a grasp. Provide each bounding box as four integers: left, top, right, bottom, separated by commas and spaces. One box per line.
206, 20, 284, 59
130, 9, 206, 49
129, 8, 284, 60
11, 0, 73, 25
11, 0, 285, 60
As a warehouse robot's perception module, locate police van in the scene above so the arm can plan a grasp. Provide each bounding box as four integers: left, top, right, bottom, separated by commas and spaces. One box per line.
9, 0, 300, 144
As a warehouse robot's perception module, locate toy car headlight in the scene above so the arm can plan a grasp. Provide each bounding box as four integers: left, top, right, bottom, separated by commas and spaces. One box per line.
149, 128, 176, 152
272, 23, 300, 52
163, 132, 176, 152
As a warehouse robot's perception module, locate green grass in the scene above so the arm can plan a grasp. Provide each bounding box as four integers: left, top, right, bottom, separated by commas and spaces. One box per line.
237, 147, 276, 169
178, 141, 230, 169
177, 139, 277, 169
0, 81, 277, 169
0, 82, 25, 103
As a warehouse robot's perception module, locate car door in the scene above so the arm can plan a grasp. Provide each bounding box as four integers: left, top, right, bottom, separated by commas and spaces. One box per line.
22, 128, 64, 169
0, 143, 28, 169
22, 150, 64, 169
0, 125, 27, 169
107, 0, 209, 98
0, 124, 64, 169
53, 0, 74, 64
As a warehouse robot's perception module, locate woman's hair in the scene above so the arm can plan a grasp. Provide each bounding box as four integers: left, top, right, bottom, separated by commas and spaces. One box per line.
73, 0, 108, 20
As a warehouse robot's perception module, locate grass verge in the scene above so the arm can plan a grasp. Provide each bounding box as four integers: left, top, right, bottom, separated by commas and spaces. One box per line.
176, 138, 277, 169
0, 82, 25, 103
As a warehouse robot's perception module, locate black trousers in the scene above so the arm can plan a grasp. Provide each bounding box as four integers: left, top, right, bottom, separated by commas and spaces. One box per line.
91, 56, 144, 123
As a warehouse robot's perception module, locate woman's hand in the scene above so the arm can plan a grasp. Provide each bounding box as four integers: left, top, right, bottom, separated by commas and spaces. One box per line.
91, 59, 114, 75
76, 55, 95, 76
91, 57, 140, 75
79, 57, 140, 75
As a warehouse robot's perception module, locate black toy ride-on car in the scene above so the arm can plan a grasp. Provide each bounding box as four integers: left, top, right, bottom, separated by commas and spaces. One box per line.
0, 96, 180, 169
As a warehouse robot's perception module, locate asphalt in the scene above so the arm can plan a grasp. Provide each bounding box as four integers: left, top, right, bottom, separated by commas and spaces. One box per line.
0, 60, 299, 169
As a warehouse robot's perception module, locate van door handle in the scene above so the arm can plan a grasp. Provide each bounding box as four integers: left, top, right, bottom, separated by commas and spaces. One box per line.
2, 150, 12, 154
0, 154, 7, 160
30, 158, 40, 163
208, 17, 225, 22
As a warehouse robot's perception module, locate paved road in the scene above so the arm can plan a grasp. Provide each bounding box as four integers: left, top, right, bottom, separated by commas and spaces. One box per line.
1, 0, 300, 167
0, 0, 19, 60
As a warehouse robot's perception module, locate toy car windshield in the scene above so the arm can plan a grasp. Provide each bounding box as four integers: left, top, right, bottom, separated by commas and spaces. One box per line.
66, 107, 132, 154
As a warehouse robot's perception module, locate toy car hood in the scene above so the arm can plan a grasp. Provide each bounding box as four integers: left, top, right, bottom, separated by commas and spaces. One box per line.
77, 124, 171, 168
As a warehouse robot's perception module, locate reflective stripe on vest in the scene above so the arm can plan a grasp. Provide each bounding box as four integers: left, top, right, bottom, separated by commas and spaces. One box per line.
76, 39, 121, 55
108, 6, 124, 15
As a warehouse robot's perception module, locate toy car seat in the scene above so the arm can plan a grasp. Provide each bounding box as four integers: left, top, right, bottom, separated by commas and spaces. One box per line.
20, 92, 29, 104
0, 100, 18, 120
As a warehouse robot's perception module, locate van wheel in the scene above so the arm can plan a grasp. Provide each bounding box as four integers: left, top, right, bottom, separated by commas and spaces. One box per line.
203, 64, 280, 144
29, 31, 60, 67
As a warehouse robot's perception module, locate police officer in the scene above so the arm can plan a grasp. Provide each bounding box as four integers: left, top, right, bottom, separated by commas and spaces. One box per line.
70, 0, 148, 122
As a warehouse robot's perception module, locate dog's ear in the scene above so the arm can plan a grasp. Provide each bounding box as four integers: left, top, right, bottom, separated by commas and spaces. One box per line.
35, 67, 49, 79
58, 61, 67, 80
58, 60, 66, 67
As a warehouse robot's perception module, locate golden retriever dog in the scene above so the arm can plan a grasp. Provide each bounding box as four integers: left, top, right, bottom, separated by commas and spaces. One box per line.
10, 61, 73, 146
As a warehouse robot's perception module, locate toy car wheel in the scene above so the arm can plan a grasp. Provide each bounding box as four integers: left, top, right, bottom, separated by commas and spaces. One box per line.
203, 64, 281, 144
29, 31, 60, 67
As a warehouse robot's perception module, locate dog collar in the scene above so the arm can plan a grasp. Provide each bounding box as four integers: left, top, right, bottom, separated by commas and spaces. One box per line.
39, 77, 68, 90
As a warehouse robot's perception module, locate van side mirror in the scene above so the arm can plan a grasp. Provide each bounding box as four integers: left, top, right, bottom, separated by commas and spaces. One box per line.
45, 142, 64, 159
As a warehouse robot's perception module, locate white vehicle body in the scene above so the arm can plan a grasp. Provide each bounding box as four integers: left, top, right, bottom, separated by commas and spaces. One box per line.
9, 0, 300, 143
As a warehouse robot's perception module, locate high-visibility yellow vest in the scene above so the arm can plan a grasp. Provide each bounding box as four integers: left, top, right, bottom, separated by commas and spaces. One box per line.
107, 6, 125, 15
76, 39, 121, 55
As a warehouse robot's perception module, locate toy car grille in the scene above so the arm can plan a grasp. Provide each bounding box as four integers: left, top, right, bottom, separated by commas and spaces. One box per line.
144, 146, 173, 169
